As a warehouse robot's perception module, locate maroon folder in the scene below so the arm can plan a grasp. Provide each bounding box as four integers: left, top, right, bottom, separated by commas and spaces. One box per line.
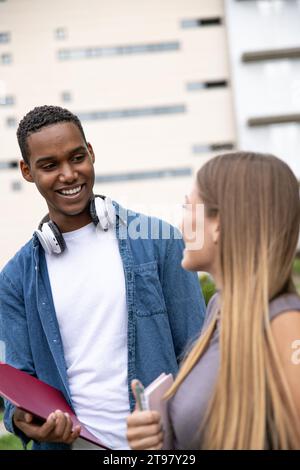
0, 362, 109, 449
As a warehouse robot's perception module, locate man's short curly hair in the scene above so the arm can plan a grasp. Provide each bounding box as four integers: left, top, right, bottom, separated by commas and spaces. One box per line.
17, 105, 87, 165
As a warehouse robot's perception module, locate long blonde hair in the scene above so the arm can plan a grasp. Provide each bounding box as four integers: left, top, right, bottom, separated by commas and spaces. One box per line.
167, 152, 300, 449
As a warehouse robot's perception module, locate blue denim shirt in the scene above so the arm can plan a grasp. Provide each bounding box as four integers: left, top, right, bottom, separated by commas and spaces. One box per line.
0, 203, 206, 450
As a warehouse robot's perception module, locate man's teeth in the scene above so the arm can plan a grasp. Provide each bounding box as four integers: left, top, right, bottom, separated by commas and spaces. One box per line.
60, 186, 81, 195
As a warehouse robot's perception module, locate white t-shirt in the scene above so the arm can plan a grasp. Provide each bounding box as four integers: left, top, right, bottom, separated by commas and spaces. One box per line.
45, 222, 130, 449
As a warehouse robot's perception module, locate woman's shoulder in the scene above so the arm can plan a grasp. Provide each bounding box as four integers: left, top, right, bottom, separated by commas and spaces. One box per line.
269, 292, 300, 321
201, 292, 220, 332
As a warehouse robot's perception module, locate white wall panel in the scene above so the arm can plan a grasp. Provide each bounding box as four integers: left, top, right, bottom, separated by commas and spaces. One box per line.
225, 0, 300, 178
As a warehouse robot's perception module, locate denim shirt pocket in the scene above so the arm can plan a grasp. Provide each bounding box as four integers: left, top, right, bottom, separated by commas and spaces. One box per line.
133, 261, 167, 317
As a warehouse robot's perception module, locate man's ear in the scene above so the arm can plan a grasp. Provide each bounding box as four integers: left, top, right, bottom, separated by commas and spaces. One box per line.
20, 160, 34, 183
87, 143, 95, 164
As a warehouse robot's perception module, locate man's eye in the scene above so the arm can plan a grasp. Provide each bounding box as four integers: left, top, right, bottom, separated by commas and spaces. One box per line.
73, 155, 85, 162
42, 163, 56, 170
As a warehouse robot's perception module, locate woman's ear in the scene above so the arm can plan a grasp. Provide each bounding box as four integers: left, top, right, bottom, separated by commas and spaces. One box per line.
20, 160, 34, 183
212, 216, 220, 245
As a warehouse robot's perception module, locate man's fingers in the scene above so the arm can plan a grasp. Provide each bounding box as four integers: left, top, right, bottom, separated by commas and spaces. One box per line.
13, 407, 80, 444
61, 413, 73, 442
66, 425, 81, 445
13, 408, 33, 426
24, 413, 34, 424
13, 408, 51, 441
52, 410, 68, 438
14, 412, 55, 441
35, 413, 56, 440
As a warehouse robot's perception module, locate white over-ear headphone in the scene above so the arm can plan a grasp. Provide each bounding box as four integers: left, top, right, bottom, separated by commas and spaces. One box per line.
35, 195, 116, 255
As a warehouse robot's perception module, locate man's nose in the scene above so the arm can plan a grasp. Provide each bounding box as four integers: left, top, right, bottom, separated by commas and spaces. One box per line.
58, 163, 78, 183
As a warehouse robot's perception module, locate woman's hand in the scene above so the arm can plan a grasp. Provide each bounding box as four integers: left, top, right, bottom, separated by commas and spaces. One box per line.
127, 409, 163, 450
126, 380, 164, 450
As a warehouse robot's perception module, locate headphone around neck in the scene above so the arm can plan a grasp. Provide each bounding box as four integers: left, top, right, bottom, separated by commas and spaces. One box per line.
35, 195, 115, 255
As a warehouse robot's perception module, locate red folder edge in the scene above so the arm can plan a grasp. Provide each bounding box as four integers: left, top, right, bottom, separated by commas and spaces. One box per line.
0, 362, 109, 449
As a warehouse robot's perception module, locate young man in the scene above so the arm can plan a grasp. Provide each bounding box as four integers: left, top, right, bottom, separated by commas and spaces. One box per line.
0, 105, 206, 450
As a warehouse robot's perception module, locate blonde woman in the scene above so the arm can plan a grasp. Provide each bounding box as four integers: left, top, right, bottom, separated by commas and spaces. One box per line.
127, 152, 300, 450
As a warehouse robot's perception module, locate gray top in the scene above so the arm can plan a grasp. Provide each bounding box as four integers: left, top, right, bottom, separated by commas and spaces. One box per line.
168, 292, 300, 450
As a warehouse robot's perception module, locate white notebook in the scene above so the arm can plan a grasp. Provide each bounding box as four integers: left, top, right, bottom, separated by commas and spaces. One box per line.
139, 373, 174, 450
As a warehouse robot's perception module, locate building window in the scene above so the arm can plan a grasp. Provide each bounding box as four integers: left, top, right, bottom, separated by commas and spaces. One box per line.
95, 167, 192, 184
0, 95, 15, 105
61, 91, 72, 103
192, 142, 235, 154
55, 27, 67, 40
58, 41, 180, 61
6, 116, 16, 127
0, 53, 12, 64
77, 104, 186, 121
11, 181, 22, 191
186, 80, 228, 91
0, 32, 10, 43
181, 18, 222, 28
0, 160, 18, 170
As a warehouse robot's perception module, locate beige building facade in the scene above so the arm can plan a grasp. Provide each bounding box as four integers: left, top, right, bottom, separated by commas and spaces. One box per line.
1, 0, 299, 267
0, 0, 236, 268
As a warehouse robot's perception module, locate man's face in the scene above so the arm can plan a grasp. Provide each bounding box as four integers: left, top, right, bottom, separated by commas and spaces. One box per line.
20, 122, 95, 231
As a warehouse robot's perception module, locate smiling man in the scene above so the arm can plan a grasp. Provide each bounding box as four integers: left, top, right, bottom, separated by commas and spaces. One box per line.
0, 105, 206, 450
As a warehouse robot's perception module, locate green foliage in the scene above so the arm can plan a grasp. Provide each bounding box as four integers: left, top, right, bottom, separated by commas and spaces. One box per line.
199, 273, 216, 305
0, 413, 33, 450
293, 257, 300, 294
199, 258, 300, 302
0, 433, 23, 450
293, 257, 300, 276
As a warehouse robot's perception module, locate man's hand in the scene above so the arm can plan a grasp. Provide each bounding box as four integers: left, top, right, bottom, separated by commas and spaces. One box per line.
13, 407, 81, 445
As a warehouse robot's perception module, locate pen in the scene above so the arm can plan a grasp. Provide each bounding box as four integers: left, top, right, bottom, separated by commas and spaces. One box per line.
134, 381, 146, 411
